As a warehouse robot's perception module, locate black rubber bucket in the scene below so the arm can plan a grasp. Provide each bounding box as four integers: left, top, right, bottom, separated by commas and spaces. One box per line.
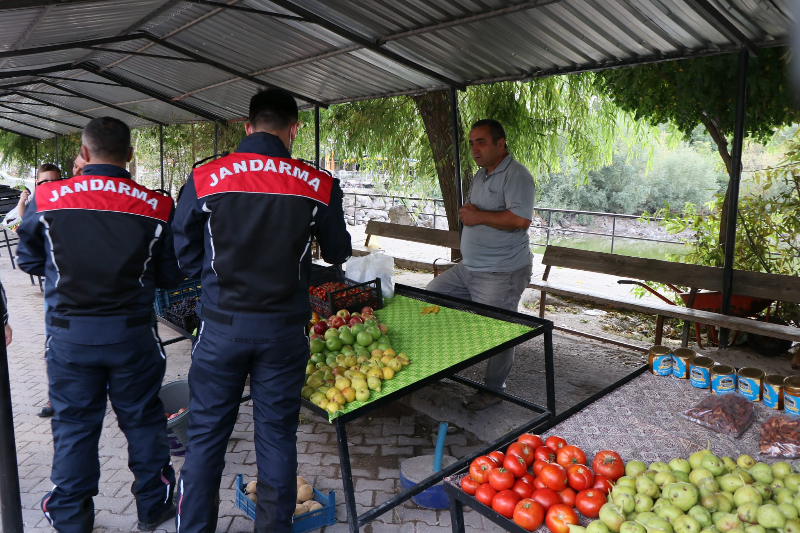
159, 380, 191, 457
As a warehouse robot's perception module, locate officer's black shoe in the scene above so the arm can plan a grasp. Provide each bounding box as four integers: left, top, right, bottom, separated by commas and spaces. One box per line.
137, 501, 176, 531
37, 401, 54, 418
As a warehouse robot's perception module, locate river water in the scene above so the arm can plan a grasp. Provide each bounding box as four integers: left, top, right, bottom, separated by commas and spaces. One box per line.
531, 234, 687, 260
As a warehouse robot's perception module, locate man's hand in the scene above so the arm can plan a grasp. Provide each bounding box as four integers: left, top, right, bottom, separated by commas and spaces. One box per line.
458, 203, 483, 226
4, 324, 11, 347
19, 190, 30, 205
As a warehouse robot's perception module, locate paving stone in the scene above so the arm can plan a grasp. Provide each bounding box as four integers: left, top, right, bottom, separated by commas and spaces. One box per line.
356, 478, 396, 492
381, 445, 414, 456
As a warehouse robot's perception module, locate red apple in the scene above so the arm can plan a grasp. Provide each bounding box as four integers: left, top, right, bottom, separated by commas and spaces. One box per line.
313, 321, 329, 335
330, 316, 346, 328
336, 309, 351, 321
378, 324, 388, 334
349, 316, 364, 326
361, 307, 374, 315
328, 315, 336, 323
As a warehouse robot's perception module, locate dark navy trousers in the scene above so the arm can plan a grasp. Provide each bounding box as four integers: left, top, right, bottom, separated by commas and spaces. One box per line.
176, 319, 308, 533
42, 330, 175, 533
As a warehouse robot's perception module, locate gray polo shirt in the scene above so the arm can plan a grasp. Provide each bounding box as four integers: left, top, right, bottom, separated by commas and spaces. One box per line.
461, 155, 534, 272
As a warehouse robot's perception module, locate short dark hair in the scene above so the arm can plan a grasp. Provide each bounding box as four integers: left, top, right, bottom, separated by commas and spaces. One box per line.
82, 117, 130, 162
471, 119, 506, 144
249, 88, 298, 131
37, 163, 61, 176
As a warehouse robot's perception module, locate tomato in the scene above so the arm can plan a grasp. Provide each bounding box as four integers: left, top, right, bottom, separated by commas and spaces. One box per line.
475, 483, 497, 506
474, 455, 497, 469
492, 489, 521, 519
507, 443, 534, 466
556, 445, 587, 469
558, 487, 576, 507
488, 451, 505, 465
535, 446, 557, 464
488, 468, 515, 491
514, 498, 545, 531
512, 478, 534, 499
592, 474, 614, 495
592, 450, 625, 481
546, 504, 579, 533
518, 434, 544, 450
532, 477, 548, 490
531, 488, 561, 511
503, 453, 528, 478
539, 463, 568, 491
566, 464, 595, 491
545, 436, 567, 452
533, 459, 551, 477
575, 489, 606, 518
520, 473, 536, 486
461, 476, 480, 495
469, 458, 495, 484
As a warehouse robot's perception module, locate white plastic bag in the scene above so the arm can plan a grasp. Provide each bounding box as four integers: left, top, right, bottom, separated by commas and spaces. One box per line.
345, 250, 395, 298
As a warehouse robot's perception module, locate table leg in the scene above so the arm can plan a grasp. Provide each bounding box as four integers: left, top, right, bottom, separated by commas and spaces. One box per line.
449, 498, 465, 533
335, 418, 359, 533
544, 327, 556, 416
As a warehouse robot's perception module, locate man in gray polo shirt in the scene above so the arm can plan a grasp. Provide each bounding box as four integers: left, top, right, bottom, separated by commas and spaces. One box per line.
427, 119, 534, 410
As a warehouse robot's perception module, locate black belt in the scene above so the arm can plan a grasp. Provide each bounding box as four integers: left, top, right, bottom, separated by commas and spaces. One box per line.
49, 312, 154, 330
200, 306, 308, 327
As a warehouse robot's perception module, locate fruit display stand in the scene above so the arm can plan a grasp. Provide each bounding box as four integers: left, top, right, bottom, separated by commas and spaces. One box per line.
300, 283, 557, 533
443, 369, 788, 533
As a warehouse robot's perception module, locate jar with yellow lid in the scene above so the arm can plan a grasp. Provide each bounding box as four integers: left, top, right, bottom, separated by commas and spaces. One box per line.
784, 376, 800, 415
649, 346, 673, 376
689, 356, 715, 388
672, 348, 695, 379
710, 365, 736, 395
737, 367, 765, 402
763, 374, 785, 410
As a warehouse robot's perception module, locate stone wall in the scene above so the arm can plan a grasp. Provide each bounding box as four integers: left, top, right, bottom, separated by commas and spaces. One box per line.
342, 189, 449, 229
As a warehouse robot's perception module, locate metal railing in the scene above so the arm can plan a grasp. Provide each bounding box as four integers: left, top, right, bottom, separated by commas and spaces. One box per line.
343, 191, 688, 250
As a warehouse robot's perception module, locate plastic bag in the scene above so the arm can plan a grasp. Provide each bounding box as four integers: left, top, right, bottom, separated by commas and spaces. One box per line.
345, 250, 395, 298
1, 206, 21, 231
681, 393, 755, 438
759, 414, 800, 458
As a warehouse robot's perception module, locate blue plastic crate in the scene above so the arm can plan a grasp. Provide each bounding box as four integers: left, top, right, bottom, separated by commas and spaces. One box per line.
234, 474, 336, 532
154, 279, 202, 318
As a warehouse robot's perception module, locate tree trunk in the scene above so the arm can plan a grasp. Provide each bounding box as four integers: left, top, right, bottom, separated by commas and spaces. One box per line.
700, 115, 734, 263
411, 91, 472, 259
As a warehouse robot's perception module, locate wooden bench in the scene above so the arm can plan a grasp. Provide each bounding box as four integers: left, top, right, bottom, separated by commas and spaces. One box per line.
530, 246, 800, 350
353, 220, 460, 276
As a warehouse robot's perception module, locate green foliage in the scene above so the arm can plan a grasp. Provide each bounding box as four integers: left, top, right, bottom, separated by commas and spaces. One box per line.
0, 131, 81, 178
595, 48, 797, 145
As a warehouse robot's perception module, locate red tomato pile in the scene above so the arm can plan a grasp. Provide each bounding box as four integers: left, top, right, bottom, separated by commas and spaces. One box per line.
308, 282, 373, 308
459, 434, 626, 532
308, 282, 348, 300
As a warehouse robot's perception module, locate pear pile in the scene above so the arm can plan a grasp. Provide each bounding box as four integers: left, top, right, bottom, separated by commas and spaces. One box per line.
582, 450, 800, 533
302, 323, 410, 414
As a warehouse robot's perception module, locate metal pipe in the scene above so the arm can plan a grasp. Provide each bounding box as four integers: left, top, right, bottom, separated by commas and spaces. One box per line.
553, 325, 649, 352
314, 105, 320, 169
159, 125, 164, 190
719, 47, 749, 349
34, 142, 38, 169
0, 295, 24, 533
611, 216, 617, 253
213, 121, 218, 155
546, 211, 552, 246
544, 327, 556, 415
449, 87, 463, 233
54, 134, 58, 165
334, 420, 359, 533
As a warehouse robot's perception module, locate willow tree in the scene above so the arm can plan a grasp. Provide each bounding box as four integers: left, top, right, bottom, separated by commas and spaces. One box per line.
0, 131, 81, 179
594, 47, 798, 254
317, 75, 651, 232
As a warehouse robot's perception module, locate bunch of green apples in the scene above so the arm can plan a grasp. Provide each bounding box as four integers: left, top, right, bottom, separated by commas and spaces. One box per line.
302, 315, 410, 414
582, 450, 800, 533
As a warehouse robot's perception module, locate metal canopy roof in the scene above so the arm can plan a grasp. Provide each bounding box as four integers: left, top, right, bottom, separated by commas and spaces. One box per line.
0, 0, 791, 139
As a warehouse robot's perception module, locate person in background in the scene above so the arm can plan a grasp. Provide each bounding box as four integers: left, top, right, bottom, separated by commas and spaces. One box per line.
1, 164, 61, 234
172, 88, 351, 533
426, 119, 535, 411
17, 117, 183, 532
72, 152, 85, 177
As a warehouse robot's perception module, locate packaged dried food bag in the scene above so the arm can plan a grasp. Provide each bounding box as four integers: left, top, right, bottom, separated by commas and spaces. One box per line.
759, 414, 800, 458
681, 393, 755, 438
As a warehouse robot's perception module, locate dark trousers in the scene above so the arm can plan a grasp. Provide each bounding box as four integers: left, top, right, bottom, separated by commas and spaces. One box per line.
42, 332, 175, 533
176, 321, 308, 533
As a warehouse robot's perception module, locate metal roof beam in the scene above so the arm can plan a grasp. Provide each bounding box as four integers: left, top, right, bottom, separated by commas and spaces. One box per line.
0, 33, 148, 60
0, 64, 76, 80
35, 75, 122, 87
85, 47, 201, 61
267, 0, 465, 89
39, 81, 166, 126
692, 0, 759, 57
79, 62, 225, 122
0, 124, 39, 140
184, 1, 305, 21
0, 0, 106, 10
0, 114, 59, 135
140, 33, 328, 107
0, 103, 83, 129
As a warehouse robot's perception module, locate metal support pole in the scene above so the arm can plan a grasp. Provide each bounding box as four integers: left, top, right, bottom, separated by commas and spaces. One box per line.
449, 87, 463, 232
544, 327, 556, 416
159, 125, 165, 190
314, 105, 320, 170
213, 121, 219, 155
611, 216, 617, 253
546, 211, 553, 246
54, 134, 58, 165
335, 419, 359, 533
719, 48, 749, 349
34, 142, 38, 170
0, 296, 24, 533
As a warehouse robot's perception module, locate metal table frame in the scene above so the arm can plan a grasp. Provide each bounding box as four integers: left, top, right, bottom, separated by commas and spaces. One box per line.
154, 283, 557, 533
444, 363, 650, 533
300, 284, 556, 533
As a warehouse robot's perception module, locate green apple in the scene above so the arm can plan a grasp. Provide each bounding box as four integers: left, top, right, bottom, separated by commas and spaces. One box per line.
355, 388, 370, 402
